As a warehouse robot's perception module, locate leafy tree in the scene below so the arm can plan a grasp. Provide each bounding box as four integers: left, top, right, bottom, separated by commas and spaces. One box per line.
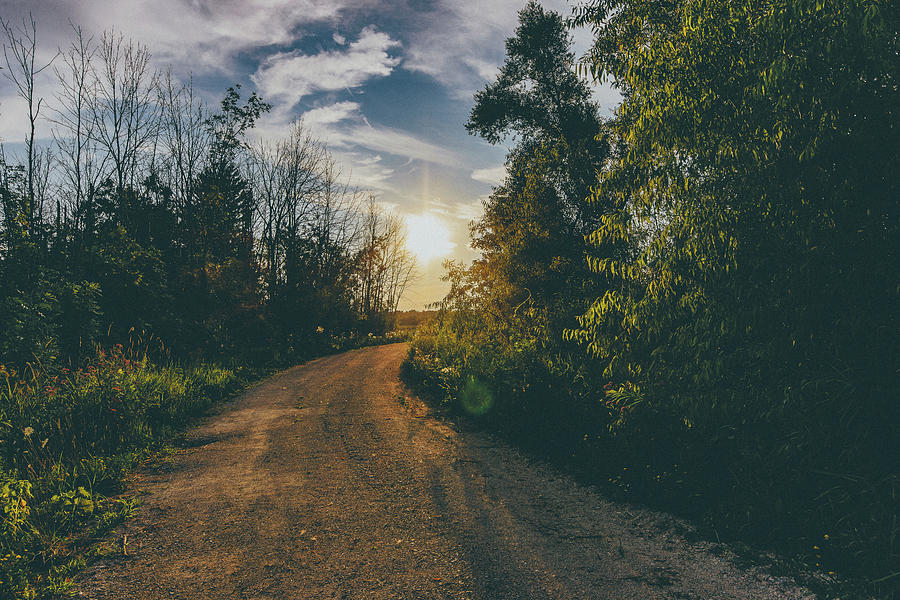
175, 86, 269, 356
0, 22, 414, 374
570, 0, 899, 582
467, 0, 609, 319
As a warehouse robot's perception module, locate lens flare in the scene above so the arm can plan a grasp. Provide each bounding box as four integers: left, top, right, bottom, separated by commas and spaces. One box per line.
460, 376, 493, 415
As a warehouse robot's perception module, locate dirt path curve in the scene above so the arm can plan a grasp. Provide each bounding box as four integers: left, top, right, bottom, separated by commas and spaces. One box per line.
77, 343, 814, 600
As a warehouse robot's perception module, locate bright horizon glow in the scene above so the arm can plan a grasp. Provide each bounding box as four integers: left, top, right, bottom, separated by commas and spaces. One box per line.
404, 212, 457, 266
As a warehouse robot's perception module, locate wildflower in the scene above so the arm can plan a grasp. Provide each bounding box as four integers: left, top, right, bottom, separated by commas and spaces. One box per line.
23, 426, 34, 437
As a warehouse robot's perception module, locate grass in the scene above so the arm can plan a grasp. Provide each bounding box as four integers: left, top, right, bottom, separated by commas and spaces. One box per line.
0, 329, 408, 598
0, 344, 245, 599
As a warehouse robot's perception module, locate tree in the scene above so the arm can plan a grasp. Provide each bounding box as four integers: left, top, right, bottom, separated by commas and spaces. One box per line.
570, 0, 899, 581
51, 24, 98, 228
88, 30, 159, 192
158, 70, 209, 218
1, 14, 56, 240
467, 0, 608, 320
247, 120, 324, 300
355, 196, 416, 331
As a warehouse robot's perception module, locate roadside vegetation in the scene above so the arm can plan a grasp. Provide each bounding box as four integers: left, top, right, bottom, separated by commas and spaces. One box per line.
1, 343, 242, 598
404, 2, 898, 599
0, 16, 414, 599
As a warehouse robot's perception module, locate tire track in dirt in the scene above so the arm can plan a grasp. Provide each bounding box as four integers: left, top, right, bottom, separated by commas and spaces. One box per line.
76, 343, 815, 599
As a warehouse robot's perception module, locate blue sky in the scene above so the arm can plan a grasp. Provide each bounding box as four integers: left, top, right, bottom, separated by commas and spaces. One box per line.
0, 0, 619, 308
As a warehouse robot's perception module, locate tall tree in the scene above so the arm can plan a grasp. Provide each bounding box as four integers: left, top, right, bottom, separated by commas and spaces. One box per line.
467, 1, 608, 319
570, 0, 899, 579
1, 14, 56, 240
88, 31, 159, 192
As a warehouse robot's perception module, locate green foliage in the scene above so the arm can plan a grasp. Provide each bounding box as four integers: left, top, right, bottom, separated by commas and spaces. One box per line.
467, 0, 600, 146
402, 262, 604, 450
566, 0, 899, 592
0, 79, 408, 369
410, 0, 896, 596
0, 345, 242, 598
467, 1, 608, 323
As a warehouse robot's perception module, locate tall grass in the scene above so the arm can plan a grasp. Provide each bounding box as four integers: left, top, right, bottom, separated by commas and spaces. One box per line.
0, 344, 242, 598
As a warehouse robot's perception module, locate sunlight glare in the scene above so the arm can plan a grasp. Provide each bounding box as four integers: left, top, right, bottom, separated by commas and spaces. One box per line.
404, 212, 456, 265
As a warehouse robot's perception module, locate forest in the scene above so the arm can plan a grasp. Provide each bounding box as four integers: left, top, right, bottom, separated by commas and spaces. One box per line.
0, 17, 414, 598
0, 0, 897, 598
402, 1, 898, 598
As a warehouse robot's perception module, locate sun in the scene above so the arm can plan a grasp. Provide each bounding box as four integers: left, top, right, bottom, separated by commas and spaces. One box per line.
404, 212, 456, 265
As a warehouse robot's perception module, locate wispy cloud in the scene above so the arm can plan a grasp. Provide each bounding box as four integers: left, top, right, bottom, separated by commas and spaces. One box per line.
471, 165, 505, 186
267, 101, 463, 168
302, 101, 362, 129
344, 123, 458, 168
402, 0, 521, 97
251, 26, 400, 105
253, 99, 462, 192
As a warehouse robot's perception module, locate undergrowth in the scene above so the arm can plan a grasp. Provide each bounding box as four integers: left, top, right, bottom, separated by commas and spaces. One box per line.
402, 319, 898, 600
0, 329, 407, 598
0, 344, 244, 598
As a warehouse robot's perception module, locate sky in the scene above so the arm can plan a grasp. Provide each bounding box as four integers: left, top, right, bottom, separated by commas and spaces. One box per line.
0, 0, 620, 309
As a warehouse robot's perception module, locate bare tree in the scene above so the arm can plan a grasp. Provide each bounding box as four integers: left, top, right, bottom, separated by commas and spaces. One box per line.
356, 196, 416, 320
1, 14, 56, 234
50, 23, 99, 227
32, 145, 54, 233
158, 69, 209, 212
307, 153, 365, 288
88, 30, 159, 191
247, 120, 325, 296
381, 215, 416, 314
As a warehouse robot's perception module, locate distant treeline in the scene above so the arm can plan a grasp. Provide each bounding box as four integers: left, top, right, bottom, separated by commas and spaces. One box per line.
394, 310, 437, 329
0, 19, 415, 368
405, 2, 898, 597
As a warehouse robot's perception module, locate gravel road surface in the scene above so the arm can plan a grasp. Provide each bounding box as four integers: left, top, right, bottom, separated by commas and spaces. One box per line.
77, 343, 814, 599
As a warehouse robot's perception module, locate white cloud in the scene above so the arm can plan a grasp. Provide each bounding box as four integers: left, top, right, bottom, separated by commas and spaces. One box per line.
329, 148, 395, 192
402, 0, 621, 114
344, 123, 458, 168
402, 0, 518, 97
302, 101, 361, 129
471, 165, 506, 186
121, 1, 342, 70
254, 98, 461, 192
402, 0, 581, 96
276, 101, 462, 168
0, 0, 359, 77
333, 32, 346, 45
420, 197, 484, 223
251, 26, 400, 105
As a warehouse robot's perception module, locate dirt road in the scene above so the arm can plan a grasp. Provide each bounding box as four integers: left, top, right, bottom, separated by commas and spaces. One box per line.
77, 343, 814, 599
